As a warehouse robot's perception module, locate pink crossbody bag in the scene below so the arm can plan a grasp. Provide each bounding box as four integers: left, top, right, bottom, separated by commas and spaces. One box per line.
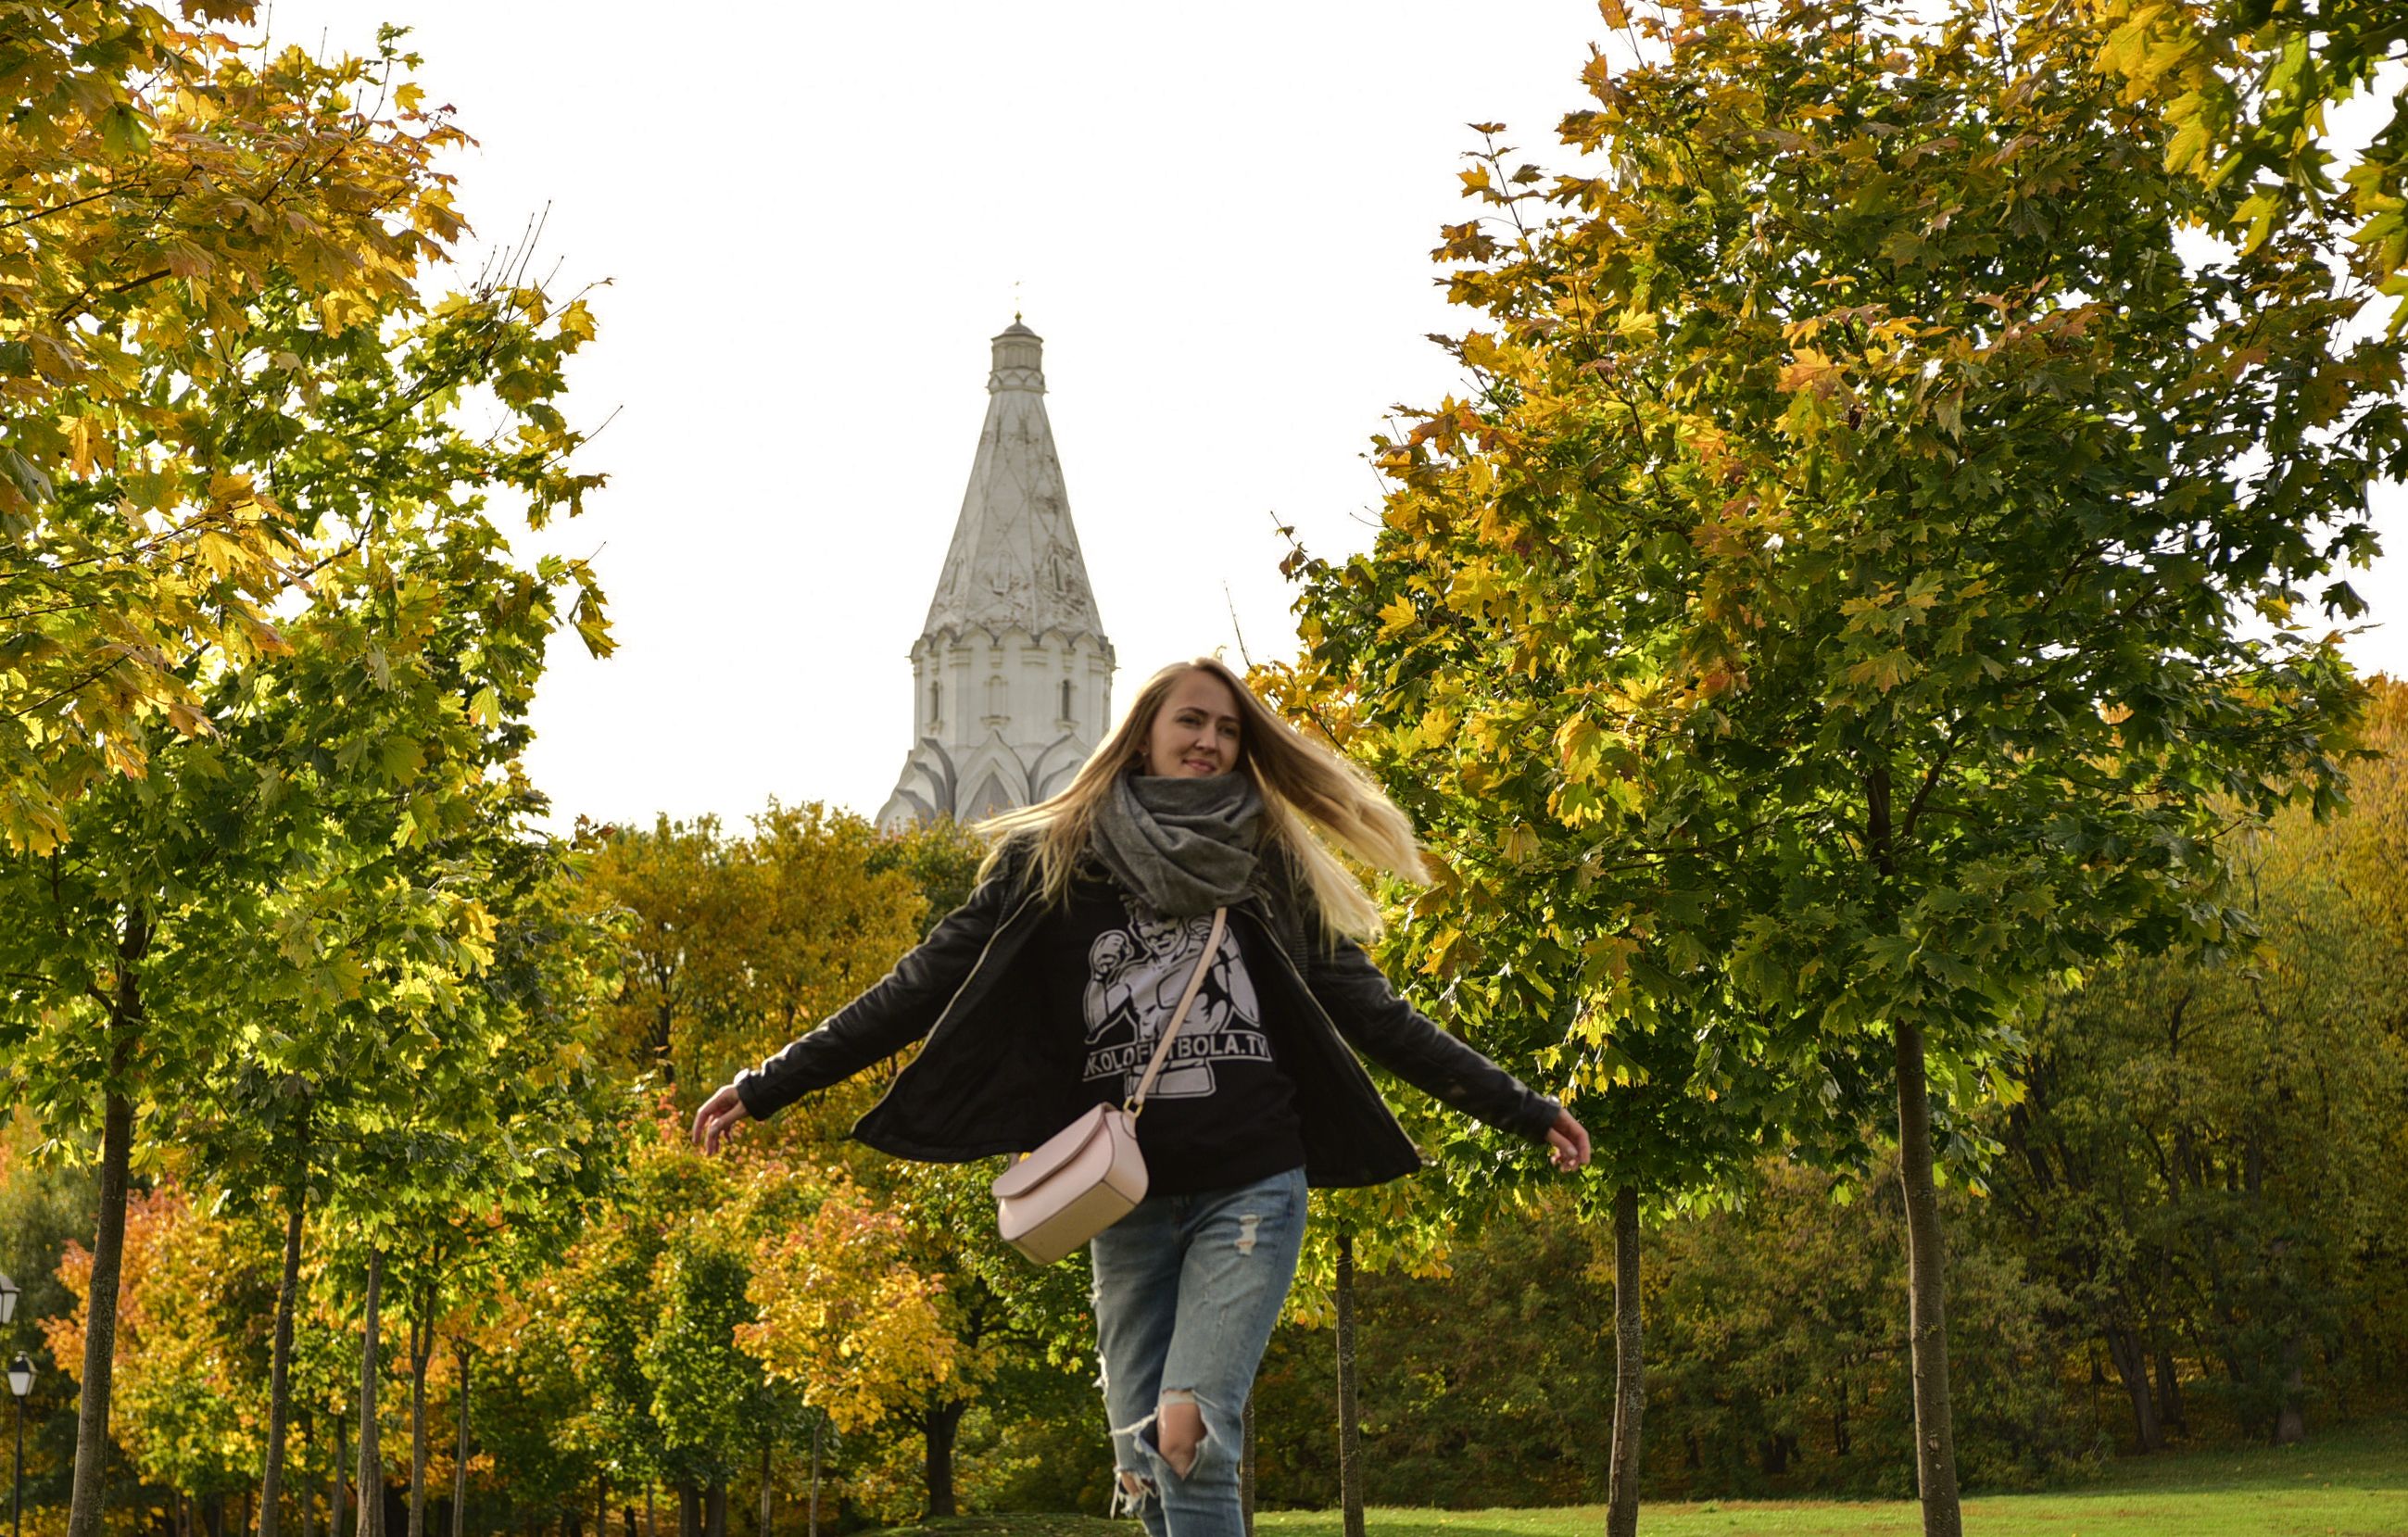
992, 907, 1228, 1265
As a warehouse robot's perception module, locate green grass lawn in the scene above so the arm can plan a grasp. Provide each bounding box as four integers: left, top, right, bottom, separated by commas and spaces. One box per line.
873, 1419, 2408, 1536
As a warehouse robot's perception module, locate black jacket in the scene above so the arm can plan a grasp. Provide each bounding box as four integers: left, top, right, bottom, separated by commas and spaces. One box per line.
734, 845, 1561, 1188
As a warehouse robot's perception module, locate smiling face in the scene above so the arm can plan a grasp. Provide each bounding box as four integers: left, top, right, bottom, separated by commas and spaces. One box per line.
1141, 669, 1242, 777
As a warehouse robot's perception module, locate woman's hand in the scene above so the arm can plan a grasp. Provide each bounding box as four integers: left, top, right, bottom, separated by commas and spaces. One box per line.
1545, 1106, 1592, 1172
691, 1082, 752, 1156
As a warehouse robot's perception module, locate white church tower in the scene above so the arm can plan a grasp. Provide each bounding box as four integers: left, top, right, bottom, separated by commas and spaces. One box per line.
876, 321, 1116, 829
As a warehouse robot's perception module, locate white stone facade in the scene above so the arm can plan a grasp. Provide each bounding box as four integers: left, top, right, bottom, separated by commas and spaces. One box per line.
877, 324, 1116, 829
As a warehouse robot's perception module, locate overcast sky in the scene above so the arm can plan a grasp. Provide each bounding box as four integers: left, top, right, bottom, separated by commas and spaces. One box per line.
254, 2, 2408, 831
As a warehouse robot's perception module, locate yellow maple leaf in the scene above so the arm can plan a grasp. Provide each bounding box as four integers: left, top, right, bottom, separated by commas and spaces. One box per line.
1778, 348, 1843, 394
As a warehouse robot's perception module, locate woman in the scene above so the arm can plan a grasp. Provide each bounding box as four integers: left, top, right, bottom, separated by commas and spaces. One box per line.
693, 658, 1590, 1534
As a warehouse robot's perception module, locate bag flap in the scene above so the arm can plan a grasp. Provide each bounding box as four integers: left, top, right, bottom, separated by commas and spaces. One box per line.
992, 1105, 1117, 1200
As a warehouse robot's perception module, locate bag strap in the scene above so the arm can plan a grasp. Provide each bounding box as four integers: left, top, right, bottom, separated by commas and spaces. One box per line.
1124, 907, 1228, 1115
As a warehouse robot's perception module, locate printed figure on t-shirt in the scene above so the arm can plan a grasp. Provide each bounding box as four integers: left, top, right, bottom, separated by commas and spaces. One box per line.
1080, 895, 1267, 1100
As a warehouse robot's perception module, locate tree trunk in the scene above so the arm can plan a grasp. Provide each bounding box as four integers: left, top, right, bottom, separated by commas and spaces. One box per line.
756, 1441, 770, 1537
1606, 1185, 1645, 1537
807, 1423, 820, 1537
2104, 1325, 2162, 1453
1335, 1228, 1365, 1537
1893, 1019, 1963, 1537
262, 1186, 310, 1537
66, 1080, 135, 1537
301, 1413, 316, 1537
2275, 1337, 2306, 1445
1760, 1435, 1795, 1477
701, 1483, 724, 1537
1241, 1398, 1255, 1537
408, 1296, 434, 1537
67, 928, 146, 1537
920, 1399, 964, 1519
334, 1413, 348, 1537
358, 1250, 386, 1537
2154, 1346, 2186, 1438
676, 1486, 698, 1537
450, 1341, 472, 1537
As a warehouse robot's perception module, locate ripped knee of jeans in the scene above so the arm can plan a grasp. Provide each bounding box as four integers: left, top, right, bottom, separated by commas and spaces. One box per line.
1116, 1389, 1226, 1485
1154, 1387, 1207, 1480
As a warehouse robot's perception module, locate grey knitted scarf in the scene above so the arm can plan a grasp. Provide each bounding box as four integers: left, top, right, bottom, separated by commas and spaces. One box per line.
1090, 771, 1263, 917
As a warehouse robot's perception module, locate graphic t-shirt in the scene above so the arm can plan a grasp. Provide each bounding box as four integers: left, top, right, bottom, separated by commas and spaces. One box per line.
1040, 877, 1306, 1195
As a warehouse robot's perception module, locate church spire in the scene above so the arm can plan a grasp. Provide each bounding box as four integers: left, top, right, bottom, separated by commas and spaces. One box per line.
876, 322, 1116, 830
918, 321, 1106, 646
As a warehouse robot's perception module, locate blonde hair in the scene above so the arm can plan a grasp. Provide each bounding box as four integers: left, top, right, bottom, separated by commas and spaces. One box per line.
976, 657, 1425, 939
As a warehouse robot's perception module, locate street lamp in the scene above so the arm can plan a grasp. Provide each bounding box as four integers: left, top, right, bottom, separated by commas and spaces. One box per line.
8, 1350, 32, 1537
2, 1273, 23, 1537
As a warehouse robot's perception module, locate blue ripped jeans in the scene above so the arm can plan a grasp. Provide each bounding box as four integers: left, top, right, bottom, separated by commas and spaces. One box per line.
1090, 1165, 1308, 1536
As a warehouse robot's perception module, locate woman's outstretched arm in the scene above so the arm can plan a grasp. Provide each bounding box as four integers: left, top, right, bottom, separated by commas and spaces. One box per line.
693, 851, 1023, 1153
1307, 938, 1590, 1170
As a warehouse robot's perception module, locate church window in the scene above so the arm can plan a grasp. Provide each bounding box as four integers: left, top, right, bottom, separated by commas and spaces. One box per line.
1060, 679, 1074, 721
929, 681, 941, 724
969, 774, 1011, 817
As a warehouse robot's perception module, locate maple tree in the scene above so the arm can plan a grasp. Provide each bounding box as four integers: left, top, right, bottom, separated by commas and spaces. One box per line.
1260, 650, 1796, 1537
0, 4, 601, 853
836, 1159, 1094, 1521
574, 806, 929, 1103
0, 363, 607, 1537
162, 738, 622, 1537
369, 887, 625, 1537
0, 16, 611, 1529
1282, 0, 2393, 1530
536, 1110, 972, 1534
738, 1169, 955, 1437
